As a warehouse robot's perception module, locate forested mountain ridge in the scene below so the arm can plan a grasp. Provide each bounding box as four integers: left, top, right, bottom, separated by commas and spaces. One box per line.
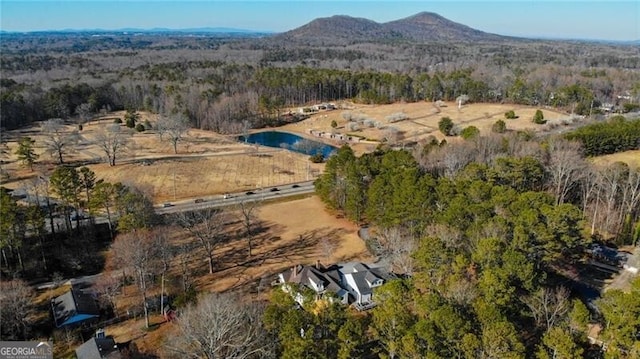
276, 11, 508, 45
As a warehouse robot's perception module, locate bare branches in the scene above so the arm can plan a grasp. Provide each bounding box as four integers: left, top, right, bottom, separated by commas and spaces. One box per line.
41, 118, 80, 164
237, 199, 259, 257
173, 208, 227, 274
379, 226, 416, 276
545, 138, 586, 205
157, 113, 190, 154
0, 279, 35, 340
522, 286, 570, 331
110, 229, 163, 328
93, 124, 131, 166
165, 292, 272, 359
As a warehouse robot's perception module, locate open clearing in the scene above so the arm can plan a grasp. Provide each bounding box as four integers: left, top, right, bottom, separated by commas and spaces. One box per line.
282, 100, 570, 154
2, 102, 573, 201
590, 150, 640, 168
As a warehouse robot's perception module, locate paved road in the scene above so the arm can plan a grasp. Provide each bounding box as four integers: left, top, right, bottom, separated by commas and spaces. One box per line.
154, 180, 316, 215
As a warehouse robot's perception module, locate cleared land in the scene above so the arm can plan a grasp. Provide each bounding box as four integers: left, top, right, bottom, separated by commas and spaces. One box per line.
590, 150, 640, 168
2, 103, 573, 201
282, 101, 569, 153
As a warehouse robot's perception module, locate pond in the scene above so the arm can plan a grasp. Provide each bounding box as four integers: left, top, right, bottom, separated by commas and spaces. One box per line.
239, 131, 337, 158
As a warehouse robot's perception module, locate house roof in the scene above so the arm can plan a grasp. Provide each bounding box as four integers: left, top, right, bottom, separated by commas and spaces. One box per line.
75, 337, 120, 359
346, 271, 374, 296
280, 261, 395, 303
52, 287, 99, 328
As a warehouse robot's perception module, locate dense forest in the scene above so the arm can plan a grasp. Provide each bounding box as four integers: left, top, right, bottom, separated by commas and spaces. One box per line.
1, 31, 639, 133
304, 131, 640, 358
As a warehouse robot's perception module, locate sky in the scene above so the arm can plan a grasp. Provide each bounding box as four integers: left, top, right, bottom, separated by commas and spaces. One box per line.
1, 1, 638, 41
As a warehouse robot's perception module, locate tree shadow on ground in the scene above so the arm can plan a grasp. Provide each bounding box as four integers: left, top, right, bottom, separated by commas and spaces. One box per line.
214, 224, 351, 292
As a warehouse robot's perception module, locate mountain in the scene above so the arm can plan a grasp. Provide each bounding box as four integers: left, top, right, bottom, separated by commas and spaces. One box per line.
276, 12, 510, 44
384, 12, 505, 42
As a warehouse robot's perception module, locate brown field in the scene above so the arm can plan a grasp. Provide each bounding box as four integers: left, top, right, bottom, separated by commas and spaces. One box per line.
2, 103, 571, 201
282, 100, 570, 154
590, 150, 640, 168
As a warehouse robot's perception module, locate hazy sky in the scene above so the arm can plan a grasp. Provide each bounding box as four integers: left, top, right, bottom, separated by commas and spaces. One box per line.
1, 1, 638, 41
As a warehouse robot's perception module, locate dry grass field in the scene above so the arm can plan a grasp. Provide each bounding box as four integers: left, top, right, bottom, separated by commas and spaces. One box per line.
282, 100, 569, 154
590, 150, 640, 168
2, 103, 570, 201
1, 111, 323, 203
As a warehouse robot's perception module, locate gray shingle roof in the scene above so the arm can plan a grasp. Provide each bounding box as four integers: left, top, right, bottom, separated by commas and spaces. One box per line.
280, 261, 395, 304
75, 337, 120, 359
52, 287, 99, 327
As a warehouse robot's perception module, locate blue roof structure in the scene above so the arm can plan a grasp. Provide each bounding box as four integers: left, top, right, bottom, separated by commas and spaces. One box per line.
51, 287, 100, 328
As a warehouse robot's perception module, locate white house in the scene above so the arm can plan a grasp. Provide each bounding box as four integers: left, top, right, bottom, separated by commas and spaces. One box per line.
277, 261, 394, 309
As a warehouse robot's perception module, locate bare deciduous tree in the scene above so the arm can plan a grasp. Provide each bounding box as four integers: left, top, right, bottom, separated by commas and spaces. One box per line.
94, 274, 122, 316
110, 229, 161, 328
75, 102, 93, 123
237, 199, 259, 257
93, 124, 131, 166
157, 113, 190, 154
379, 226, 415, 275
598, 163, 626, 235
154, 230, 173, 317
619, 167, 640, 235
0, 279, 34, 340
177, 241, 196, 293
545, 138, 586, 205
41, 118, 80, 164
165, 292, 272, 359
174, 208, 227, 275
522, 286, 570, 331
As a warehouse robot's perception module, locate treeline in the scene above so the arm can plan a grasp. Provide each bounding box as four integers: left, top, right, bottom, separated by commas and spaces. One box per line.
0, 79, 119, 130
5, 63, 634, 133
565, 116, 640, 156
0, 165, 157, 279
318, 134, 640, 244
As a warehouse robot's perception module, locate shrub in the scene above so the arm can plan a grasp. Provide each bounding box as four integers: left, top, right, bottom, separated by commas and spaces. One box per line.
505, 110, 518, 119
330, 120, 338, 128
492, 119, 506, 133
125, 117, 136, 128
135, 123, 145, 132
460, 126, 480, 140
309, 154, 324, 163
173, 287, 198, 308
622, 103, 640, 113
532, 109, 546, 124
114, 118, 123, 124
385, 112, 409, 123
438, 117, 454, 136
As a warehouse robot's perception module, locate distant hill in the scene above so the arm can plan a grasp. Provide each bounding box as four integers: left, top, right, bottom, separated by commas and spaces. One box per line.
1, 27, 274, 36
276, 12, 511, 44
